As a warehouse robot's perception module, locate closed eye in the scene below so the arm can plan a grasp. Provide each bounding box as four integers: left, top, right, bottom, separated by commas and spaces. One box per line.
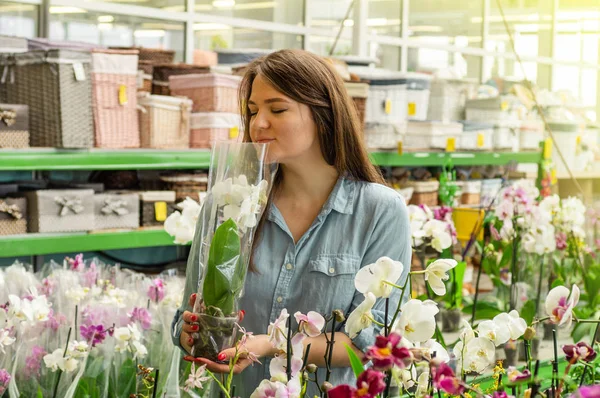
272, 109, 287, 114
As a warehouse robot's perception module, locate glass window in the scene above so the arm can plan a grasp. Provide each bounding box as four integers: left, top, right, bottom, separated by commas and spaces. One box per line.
409, 0, 482, 48
369, 42, 400, 70
367, 0, 401, 36
49, 12, 185, 61
0, 1, 38, 37
407, 46, 481, 80
194, 0, 304, 26
195, 27, 302, 50
307, 35, 351, 57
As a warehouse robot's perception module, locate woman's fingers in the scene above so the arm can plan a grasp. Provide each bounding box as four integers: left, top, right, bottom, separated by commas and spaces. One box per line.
182, 311, 198, 324
182, 322, 200, 334
180, 332, 193, 353
188, 293, 197, 307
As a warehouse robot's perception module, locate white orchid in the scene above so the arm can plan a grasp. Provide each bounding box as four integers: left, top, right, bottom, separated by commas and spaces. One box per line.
477, 320, 511, 346
164, 211, 196, 245
395, 299, 439, 343
294, 311, 325, 338
546, 284, 580, 328
8, 291, 51, 324
422, 220, 453, 252
0, 329, 15, 353
267, 309, 289, 350
522, 224, 557, 255
184, 363, 211, 392
131, 340, 148, 359
43, 348, 79, 373
415, 371, 430, 398
493, 310, 528, 340
345, 292, 377, 339
393, 366, 417, 391
250, 380, 280, 398
65, 285, 90, 303
67, 340, 89, 359
454, 336, 496, 374
421, 339, 450, 363
355, 257, 404, 298
424, 258, 457, 296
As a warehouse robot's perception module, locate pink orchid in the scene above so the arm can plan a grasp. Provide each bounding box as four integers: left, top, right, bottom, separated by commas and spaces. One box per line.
0, 369, 10, 396
570, 385, 600, 398
365, 332, 413, 371
294, 311, 325, 337
68, 254, 85, 271
545, 285, 580, 328
506, 367, 532, 383
147, 278, 165, 303
556, 232, 568, 251
432, 362, 465, 396
563, 342, 597, 363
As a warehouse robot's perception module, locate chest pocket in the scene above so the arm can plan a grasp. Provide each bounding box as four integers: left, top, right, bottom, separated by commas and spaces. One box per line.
302, 254, 360, 315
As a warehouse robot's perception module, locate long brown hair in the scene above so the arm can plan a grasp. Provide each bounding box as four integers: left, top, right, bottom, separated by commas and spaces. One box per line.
239, 49, 384, 270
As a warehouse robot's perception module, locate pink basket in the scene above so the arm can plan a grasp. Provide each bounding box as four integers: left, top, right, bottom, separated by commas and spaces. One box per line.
169, 73, 241, 113
91, 49, 140, 148
138, 93, 191, 149
190, 112, 241, 148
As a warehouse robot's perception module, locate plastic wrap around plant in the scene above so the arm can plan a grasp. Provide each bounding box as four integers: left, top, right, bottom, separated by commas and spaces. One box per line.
191, 142, 276, 361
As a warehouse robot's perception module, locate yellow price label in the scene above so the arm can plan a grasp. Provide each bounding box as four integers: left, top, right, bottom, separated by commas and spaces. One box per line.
118, 85, 128, 106
446, 137, 456, 152
477, 133, 485, 148
397, 141, 403, 155
543, 138, 553, 160
551, 168, 557, 184
154, 201, 168, 222
500, 100, 509, 111
229, 126, 239, 140
384, 99, 392, 115
576, 135, 582, 145
408, 102, 416, 116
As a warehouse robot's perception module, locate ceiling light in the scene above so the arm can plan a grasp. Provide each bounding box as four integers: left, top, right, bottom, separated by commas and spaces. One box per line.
98, 23, 113, 31
97, 15, 114, 23
134, 29, 166, 38
49, 6, 86, 14
212, 0, 235, 8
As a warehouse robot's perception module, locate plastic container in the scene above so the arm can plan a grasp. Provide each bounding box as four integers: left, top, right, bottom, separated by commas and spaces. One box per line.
459, 121, 494, 151
403, 121, 463, 150
364, 122, 405, 150
350, 69, 408, 126
169, 73, 241, 113
493, 121, 521, 151
548, 121, 584, 174
519, 120, 545, 150
453, 207, 485, 242
427, 78, 477, 122
138, 93, 192, 149
481, 178, 503, 208
405, 73, 432, 121
91, 49, 140, 148
465, 95, 521, 123
189, 112, 241, 149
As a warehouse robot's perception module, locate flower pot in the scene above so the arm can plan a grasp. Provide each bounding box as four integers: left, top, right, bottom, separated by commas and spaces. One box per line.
518, 338, 540, 361
503, 342, 518, 367
190, 313, 238, 362
441, 308, 462, 332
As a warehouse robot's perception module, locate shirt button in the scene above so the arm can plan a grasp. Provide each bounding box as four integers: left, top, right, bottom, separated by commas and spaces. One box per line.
276, 296, 283, 303
286, 263, 293, 270
329, 267, 335, 274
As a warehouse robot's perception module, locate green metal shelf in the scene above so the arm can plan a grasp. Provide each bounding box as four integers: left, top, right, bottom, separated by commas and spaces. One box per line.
0, 229, 179, 258
0, 149, 542, 171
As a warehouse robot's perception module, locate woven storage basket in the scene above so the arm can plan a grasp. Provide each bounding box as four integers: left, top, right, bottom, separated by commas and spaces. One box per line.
111, 47, 175, 65
27, 38, 99, 51
404, 180, 439, 207
138, 61, 154, 92
0, 104, 29, 148
0, 197, 27, 236
169, 73, 241, 113
152, 64, 210, 96
27, 189, 95, 233
455, 181, 482, 206
94, 192, 140, 230
13, 49, 94, 148
140, 191, 176, 227
344, 82, 368, 130
159, 172, 208, 202
91, 49, 140, 148
138, 93, 191, 149
189, 112, 241, 148
0, 54, 13, 103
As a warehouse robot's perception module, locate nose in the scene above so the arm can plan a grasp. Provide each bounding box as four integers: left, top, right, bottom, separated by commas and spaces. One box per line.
251, 109, 270, 131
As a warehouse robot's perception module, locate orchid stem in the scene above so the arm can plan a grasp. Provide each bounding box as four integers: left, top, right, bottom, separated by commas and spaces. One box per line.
52, 327, 72, 398
389, 278, 410, 329
367, 316, 385, 327
384, 298, 389, 337
207, 371, 231, 398
326, 315, 336, 382
152, 368, 159, 398
286, 315, 292, 382
471, 239, 488, 324
580, 314, 600, 386
382, 280, 404, 290
535, 254, 546, 317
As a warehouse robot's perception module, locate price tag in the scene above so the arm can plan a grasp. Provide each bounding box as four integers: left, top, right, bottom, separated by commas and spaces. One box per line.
543, 138, 553, 160
118, 85, 128, 106
154, 201, 167, 222
576, 135, 582, 145
477, 133, 485, 148
446, 137, 456, 152
500, 100, 509, 111
384, 99, 392, 115
397, 141, 403, 155
229, 126, 239, 140
408, 102, 416, 116
551, 169, 557, 184
73, 63, 86, 81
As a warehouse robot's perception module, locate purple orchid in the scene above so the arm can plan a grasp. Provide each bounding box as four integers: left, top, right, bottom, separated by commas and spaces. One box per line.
365, 332, 413, 371
80, 324, 108, 347
563, 342, 597, 363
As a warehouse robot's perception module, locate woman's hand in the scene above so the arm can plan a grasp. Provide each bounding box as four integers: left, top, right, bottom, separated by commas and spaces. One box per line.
180, 293, 201, 353
185, 334, 276, 375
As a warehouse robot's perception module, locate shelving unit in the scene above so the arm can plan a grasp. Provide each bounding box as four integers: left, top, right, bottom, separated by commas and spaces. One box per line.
0, 148, 544, 258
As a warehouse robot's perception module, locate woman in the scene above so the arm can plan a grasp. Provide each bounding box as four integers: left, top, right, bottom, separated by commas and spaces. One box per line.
172, 49, 411, 396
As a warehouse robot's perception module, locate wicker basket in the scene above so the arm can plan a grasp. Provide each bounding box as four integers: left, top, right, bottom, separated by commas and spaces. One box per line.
91, 49, 140, 148
0, 103, 29, 148
94, 192, 140, 230
159, 172, 208, 202
344, 82, 368, 130
27, 189, 95, 233
189, 112, 241, 148
0, 197, 27, 236
455, 180, 482, 206
0, 54, 13, 103
169, 73, 241, 113
138, 93, 192, 149
112, 47, 175, 65
152, 64, 210, 96
404, 180, 439, 207
138, 60, 154, 92
13, 49, 94, 148
140, 191, 176, 227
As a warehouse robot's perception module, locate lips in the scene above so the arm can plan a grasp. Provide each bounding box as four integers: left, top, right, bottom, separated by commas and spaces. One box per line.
255, 138, 275, 144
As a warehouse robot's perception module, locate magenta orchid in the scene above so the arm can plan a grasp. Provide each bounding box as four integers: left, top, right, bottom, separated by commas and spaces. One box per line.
506, 367, 532, 384
365, 332, 412, 371
68, 253, 85, 271
0, 369, 11, 396
80, 324, 108, 347
24, 345, 47, 379
570, 385, 600, 398
563, 342, 597, 363
147, 278, 165, 303
431, 362, 465, 396
328, 369, 386, 398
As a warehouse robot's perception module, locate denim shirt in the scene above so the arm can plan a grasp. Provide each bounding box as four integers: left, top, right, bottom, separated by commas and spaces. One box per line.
172, 177, 411, 397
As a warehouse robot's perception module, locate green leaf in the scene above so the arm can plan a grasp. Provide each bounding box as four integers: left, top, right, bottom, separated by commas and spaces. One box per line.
37, 386, 43, 398
572, 322, 594, 343
462, 301, 503, 320
344, 343, 364, 378
452, 261, 466, 308
499, 247, 512, 270
551, 278, 565, 289
203, 219, 242, 315
117, 358, 137, 396
520, 300, 536, 325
